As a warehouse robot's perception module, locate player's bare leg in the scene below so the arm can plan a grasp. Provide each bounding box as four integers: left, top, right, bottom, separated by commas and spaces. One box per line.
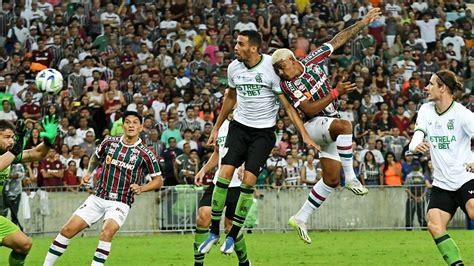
427, 209, 463, 265
290, 158, 340, 244
329, 119, 367, 195
44, 215, 88, 266
2, 230, 32, 266
199, 165, 235, 253
91, 219, 120, 266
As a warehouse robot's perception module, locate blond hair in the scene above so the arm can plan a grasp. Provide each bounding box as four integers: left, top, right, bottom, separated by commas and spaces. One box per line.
271, 48, 296, 65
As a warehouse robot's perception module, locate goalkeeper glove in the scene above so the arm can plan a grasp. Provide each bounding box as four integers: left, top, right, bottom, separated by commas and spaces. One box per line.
39, 115, 59, 147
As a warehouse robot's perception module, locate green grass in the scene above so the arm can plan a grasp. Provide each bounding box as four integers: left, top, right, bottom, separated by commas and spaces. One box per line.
1, 230, 473, 265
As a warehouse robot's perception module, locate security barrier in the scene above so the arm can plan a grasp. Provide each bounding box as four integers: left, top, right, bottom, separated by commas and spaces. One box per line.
9, 185, 467, 236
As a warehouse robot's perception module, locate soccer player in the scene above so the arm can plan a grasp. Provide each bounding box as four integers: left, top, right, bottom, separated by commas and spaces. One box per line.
271, 8, 381, 244
199, 30, 317, 254
193, 113, 250, 266
408, 70, 473, 265
0, 116, 59, 266
43, 111, 163, 266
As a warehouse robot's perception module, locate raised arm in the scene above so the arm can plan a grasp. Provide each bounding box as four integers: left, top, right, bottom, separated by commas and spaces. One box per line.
328, 8, 381, 50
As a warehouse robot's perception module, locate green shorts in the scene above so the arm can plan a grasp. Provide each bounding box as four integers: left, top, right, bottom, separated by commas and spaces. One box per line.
0, 216, 19, 244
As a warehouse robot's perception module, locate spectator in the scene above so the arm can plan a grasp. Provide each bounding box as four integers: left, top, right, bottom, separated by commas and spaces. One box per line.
392, 105, 411, 136
58, 144, 71, 166
0, 99, 17, 122
177, 129, 198, 151
39, 149, 64, 191
178, 149, 199, 184
20, 92, 41, 121
161, 118, 182, 148
63, 160, 79, 192
79, 131, 96, 157
383, 128, 408, 161
269, 166, 285, 190
162, 137, 183, 186
359, 151, 384, 186
360, 139, 385, 165
382, 151, 403, 186
284, 154, 301, 187
404, 161, 428, 229
300, 153, 320, 186
64, 126, 83, 148
24, 128, 41, 150
266, 146, 287, 174
354, 113, 372, 146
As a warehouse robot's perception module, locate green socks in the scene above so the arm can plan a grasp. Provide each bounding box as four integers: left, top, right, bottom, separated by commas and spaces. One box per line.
234, 233, 249, 265
434, 233, 463, 265
229, 184, 255, 239
194, 227, 209, 265
210, 177, 230, 235
9, 251, 26, 266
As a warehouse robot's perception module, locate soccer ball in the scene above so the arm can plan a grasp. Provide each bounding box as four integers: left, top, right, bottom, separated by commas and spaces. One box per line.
35, 68, 63, 94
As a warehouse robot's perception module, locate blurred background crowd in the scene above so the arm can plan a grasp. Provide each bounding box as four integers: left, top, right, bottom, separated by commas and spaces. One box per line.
0, 0, 471, 203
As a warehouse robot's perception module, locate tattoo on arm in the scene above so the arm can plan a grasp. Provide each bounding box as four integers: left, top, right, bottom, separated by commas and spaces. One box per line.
87, 154, 101, 174
329, 21, 367, 50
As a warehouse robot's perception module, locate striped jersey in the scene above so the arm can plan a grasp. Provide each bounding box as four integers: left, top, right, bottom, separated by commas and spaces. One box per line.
228, 54, 283, 128
280, 43, 339, 119
95, 136, 161, 206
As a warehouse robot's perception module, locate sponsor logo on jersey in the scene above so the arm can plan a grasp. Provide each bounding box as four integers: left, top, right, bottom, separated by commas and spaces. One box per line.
429, 135, 457, 150
468, 190, 474, 194
110, 158, 135, 170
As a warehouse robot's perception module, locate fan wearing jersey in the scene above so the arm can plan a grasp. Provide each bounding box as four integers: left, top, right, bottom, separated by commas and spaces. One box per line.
44, 111, 163, 266
409, 70, 474, 266
193, 116, 250, 266
199, 30, 317, 255
271, 8, 381, 244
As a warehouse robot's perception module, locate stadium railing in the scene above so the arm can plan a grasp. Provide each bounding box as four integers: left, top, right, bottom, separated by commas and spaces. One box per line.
9, 185, 469, 236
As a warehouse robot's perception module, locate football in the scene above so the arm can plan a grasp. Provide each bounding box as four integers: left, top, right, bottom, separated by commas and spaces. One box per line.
35, 68, 63, 94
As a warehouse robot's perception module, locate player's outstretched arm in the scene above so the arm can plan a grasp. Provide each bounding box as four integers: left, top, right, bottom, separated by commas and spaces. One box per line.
277, 94, 320, 151
207, 89, 237, 146
195, 147, 219, 186
327, 8, 381, 50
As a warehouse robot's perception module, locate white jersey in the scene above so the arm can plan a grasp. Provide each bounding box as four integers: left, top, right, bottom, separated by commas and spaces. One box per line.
212, 120, 241, 187
228, 54, 282, 128
415, 101, 474, 190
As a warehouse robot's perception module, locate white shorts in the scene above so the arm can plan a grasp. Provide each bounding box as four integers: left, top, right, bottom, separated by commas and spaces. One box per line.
304, 117, 340, 162
73, 195, 130, 227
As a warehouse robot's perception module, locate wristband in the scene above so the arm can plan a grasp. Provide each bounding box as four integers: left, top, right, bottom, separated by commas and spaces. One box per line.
330, 89, 339, 99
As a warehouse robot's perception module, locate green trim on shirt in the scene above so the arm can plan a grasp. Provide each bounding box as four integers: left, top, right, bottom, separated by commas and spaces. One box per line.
435, 101, 455, 116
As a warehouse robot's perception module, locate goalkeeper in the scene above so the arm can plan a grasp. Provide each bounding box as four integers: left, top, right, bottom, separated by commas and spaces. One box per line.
0, 116, 59, 266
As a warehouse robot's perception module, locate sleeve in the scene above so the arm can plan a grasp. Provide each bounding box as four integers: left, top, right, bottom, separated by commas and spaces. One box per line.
414, 105, 427, 136
304, 43, 333, 66
143, 150, 161, 178
227, 62, 235, 89
280, 81, 309, 108
271, 66, 283, 94
95, 137, 112, 159
462, 108, 474, 138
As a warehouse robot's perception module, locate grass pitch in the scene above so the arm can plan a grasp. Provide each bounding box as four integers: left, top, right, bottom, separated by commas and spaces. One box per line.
1, 230, 473, 265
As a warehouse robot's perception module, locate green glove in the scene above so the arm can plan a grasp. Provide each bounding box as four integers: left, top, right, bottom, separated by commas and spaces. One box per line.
39, 115, 59, 147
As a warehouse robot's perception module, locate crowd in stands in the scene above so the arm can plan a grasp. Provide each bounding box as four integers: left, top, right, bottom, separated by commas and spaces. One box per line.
0, 0, 471, 195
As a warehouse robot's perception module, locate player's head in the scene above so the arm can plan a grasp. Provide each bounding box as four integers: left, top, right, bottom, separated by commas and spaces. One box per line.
0, 120, 16, 152
426, 70, 463, 101
122, 111, 143, 138
272, 48, 301, 80
234, 30, 261, 62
